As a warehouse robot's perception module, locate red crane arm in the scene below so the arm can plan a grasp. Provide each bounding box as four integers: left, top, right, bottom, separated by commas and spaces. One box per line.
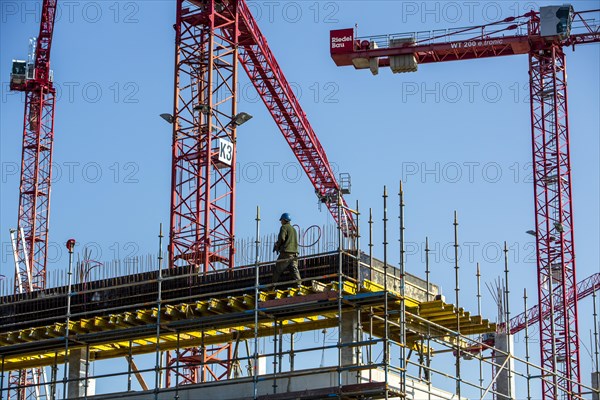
230, 0, 357, 236
507, 273, 600, 335
331, 10, 600, 68
33, 0, 58, 85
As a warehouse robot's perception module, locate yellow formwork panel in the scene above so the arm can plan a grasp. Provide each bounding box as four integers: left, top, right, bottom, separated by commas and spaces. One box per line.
0, 279, 495, 371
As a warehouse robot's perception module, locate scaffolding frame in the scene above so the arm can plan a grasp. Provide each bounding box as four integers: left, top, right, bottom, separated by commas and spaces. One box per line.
0, 185, 595, 400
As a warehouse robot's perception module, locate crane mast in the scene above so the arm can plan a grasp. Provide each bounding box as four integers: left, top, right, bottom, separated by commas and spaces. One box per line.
330, 7, 599, 399
8, 1, 58, 398
10, 0, 57, 294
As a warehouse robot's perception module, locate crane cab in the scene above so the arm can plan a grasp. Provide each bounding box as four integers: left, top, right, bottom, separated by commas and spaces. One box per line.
540, 4, 575, 41
10, 60, 28, 91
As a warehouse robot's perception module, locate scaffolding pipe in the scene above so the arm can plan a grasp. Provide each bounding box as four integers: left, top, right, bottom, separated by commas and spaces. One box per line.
154, 224, 164, 399
337, 189, 344, 392
477, 262, 483, 399
398, 181, 406, 394
1, 355, 4, 399
369, 208, 373, 283
425, 236, 432, 400
524, 288, 532, 400
453, 211, 461, 397
83, 343, 90, 400
382, 186, 389, 400
253, 206, 260, 399
62, 239, 75, 400
593, 289, 599, 373
503, 241, 513, 399
127, 341, 133, 392
51, 353, 58, 400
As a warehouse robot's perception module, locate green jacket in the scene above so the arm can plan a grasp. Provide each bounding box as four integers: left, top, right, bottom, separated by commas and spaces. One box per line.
275, 223, 298, 254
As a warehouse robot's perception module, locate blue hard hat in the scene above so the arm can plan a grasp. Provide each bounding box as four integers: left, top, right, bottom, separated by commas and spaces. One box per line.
280, 213, 291, 222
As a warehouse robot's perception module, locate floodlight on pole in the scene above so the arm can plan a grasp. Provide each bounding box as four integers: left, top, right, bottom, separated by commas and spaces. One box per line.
160, 113, 174, 124
526, 230, 536, 236
233, 112, 253, 126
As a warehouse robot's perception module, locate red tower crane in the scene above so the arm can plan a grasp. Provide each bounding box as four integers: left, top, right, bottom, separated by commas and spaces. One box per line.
8, 0, 58, 397
166, 0, 357, 383
330, 7, 599, 399
9, 0, 57, 295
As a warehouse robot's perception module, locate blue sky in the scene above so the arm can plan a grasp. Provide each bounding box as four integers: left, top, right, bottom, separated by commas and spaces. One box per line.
1, 0, 599, 397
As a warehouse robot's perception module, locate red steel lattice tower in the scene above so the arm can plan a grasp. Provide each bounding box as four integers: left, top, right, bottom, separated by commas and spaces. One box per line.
11, 0, 57, 295
167, 0, 239, 382
8, 0, 58, 398
529, 15, 580, 396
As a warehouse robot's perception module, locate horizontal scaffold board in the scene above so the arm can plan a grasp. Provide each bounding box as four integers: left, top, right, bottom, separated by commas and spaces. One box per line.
0, 279, 495, 371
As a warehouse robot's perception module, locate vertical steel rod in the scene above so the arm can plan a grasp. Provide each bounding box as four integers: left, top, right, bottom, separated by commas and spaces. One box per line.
154, 224, 164, 399
425, 236, 432, 399
524, 288, 532, 400
272, 318, 277, 394
477, 262, 483, 399
175, 332, 180, 395
1, 355, 5, 400
369, 307, 373, 382
369, 209, 373, 281
62, 240, 75, 400
593, 289, 599, 374
356, 200, 360, 259
278, 322, 283, 375
383, 186, 389, 400
337, 189, 343, 392
83, 344, 90, 400
254, 206, 260, 399
127, 341, 133, 392
289, 333, 295, 372
503, 241, 513, 397
453, 211, 461, 397
51, 354, 58, 400
398, 181, 406, 393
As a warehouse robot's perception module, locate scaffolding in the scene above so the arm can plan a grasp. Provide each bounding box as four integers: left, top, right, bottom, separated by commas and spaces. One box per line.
0, 185, 596, 399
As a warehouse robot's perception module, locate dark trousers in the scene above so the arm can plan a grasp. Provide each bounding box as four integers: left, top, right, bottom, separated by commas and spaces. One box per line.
273, 252, 301, 285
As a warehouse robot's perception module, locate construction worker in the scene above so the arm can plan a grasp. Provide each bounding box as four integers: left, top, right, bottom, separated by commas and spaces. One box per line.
272, 213, 301, 287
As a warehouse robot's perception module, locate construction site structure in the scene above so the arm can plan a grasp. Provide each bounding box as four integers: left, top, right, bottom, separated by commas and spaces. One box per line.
2, 1, 600, 399
330, 6, 600, 399
2, 192, 600, 399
